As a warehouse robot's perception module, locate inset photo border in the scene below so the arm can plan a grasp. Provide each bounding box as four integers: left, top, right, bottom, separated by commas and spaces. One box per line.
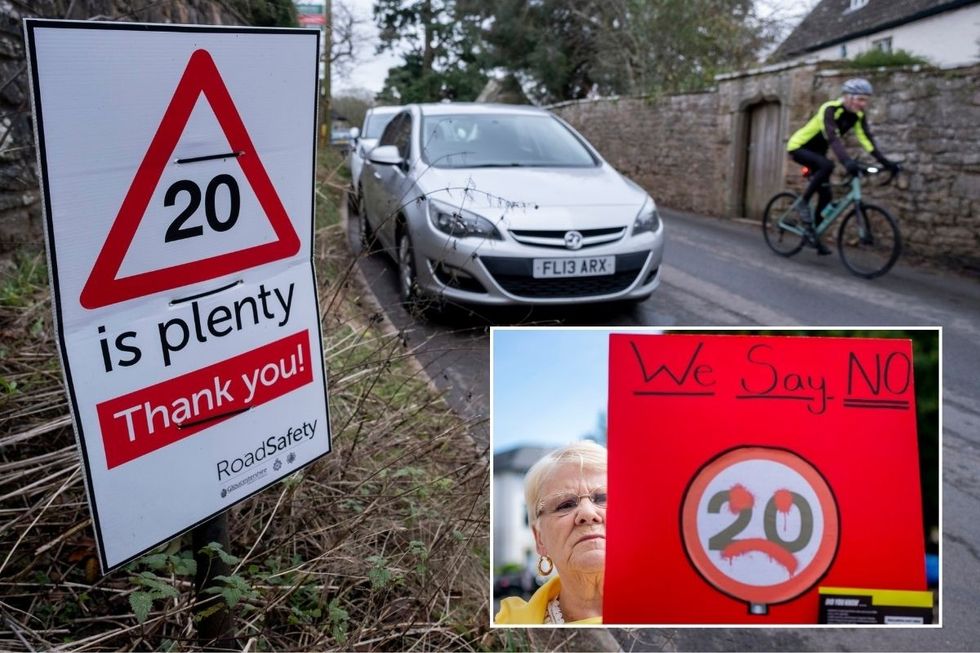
489, 327, 940, 629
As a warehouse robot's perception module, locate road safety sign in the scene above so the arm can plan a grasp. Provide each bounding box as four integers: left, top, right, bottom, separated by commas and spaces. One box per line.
605, 333, 926, 624
81, 48, 300, 309
26, 20, 330, 572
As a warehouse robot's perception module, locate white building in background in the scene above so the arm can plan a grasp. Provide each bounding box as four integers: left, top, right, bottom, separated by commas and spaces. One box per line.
773, 0, 980, 68
493, 447, 550, 570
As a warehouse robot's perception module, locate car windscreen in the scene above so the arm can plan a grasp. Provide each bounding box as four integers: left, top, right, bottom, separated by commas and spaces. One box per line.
420, 114, 598, 168
363, 112, 398, 139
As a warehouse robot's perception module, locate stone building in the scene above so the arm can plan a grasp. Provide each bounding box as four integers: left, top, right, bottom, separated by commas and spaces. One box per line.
774, 0, 980, 68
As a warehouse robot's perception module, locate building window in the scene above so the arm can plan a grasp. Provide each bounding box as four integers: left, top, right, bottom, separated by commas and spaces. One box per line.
873, 37, 893, 53
850, 0, 869, 9
840, 44, 848, 58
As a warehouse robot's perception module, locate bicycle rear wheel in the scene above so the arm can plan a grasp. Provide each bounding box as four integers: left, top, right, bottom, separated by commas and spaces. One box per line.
836, 203, 901, 279
762, 192, 806, 257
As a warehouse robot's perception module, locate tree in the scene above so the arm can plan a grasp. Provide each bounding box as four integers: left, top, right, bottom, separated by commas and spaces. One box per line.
331, 0, 370, 81
230, 0, 296, 27
755, 0, 821, 60
479, 0, 601, 103
376, 53, 486, 104
371, 0, 777, 103
479, 0, 776, 103
593, 0, 768, 94
373, 0, 488, 102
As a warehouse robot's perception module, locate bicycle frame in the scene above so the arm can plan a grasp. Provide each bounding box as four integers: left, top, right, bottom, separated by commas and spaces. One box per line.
814, 177, 863, 237
764, 164, 902, 278
776, 176, 863, 238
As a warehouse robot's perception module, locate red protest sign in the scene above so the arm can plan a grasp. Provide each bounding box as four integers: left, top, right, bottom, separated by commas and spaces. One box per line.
605, 333, 925, 624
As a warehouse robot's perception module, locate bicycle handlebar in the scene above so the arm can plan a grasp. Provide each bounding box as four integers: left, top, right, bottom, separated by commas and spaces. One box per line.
848, 163, 901, 186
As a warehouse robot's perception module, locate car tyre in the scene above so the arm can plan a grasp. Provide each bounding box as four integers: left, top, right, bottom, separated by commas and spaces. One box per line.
397, 227, 420, 304
359, 189, 379, 255
397, 228, 443, 319
346, 185, 358, 219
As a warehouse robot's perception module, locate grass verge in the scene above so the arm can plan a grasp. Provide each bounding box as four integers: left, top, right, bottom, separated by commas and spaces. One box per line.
0, 146, 503, 651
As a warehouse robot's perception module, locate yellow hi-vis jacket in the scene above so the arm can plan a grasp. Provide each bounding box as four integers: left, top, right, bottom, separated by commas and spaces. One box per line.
787, 99, 879, 163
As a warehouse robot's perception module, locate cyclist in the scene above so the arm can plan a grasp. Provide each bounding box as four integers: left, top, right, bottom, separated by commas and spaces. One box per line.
786, 78, 901, 254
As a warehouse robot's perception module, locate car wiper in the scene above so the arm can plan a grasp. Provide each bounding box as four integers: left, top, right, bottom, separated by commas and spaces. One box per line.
467, 162, 526, 168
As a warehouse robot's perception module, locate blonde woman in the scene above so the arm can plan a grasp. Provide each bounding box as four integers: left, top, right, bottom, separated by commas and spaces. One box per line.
496, 441, 606, 624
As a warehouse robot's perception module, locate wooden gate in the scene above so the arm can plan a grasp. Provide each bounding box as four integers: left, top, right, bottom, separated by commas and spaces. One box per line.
743, 101, 783, 220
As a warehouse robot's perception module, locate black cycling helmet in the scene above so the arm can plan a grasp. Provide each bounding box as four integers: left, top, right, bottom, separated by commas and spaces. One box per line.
842, 78, 873, 96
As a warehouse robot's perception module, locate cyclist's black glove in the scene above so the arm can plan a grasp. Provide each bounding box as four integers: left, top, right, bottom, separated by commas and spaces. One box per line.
844, 159, 861, 177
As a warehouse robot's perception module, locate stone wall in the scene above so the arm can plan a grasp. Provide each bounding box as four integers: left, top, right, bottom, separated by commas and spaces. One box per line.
0, 0, 246, 254
554, 91, 724, 217
553, 62, 980, 273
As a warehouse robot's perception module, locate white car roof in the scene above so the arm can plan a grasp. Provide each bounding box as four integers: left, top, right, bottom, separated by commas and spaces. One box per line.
366, 105, 402, 116
413, 102, 547, 117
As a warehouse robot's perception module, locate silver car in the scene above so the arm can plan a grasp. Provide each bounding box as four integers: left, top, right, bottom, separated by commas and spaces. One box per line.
358, 103, 665, 308
348, 106, 401, 199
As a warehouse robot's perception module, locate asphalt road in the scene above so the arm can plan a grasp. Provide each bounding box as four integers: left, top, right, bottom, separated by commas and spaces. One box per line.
346, 204, 980, 650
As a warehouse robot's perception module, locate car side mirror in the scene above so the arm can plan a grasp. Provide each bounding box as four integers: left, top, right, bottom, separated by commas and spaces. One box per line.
369, 145, 402, 166
349, 126, 360, 141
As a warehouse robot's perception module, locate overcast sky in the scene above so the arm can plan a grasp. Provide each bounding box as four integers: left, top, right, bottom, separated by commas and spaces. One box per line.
331, 0, 401, 96
333, 0, 817, 97
492, 329, 643, 453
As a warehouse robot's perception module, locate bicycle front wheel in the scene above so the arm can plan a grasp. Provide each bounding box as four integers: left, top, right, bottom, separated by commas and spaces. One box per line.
836, 203, 902, 279
762, 192, 806, 257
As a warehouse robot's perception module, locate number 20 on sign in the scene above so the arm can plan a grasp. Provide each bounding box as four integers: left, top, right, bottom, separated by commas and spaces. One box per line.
681, 447, 839, 614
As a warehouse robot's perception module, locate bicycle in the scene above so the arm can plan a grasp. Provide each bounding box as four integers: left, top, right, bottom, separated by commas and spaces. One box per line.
762, 164, 902, 279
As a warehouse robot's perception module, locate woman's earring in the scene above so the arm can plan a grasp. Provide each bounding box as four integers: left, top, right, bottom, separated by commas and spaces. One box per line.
537, 555, 554, 576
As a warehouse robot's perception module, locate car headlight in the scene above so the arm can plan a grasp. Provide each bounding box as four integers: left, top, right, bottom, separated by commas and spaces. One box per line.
632, 197, 661, 236
428, 200, 502, 240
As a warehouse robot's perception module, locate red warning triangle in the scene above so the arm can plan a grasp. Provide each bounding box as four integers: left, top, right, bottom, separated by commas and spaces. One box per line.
80, 49, 301, 309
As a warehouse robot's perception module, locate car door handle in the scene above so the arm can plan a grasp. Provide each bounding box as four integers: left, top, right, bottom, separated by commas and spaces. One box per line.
373, 172, 382, 179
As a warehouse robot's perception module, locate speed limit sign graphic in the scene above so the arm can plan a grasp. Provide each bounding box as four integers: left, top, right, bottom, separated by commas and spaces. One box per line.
681, 447, 840, 614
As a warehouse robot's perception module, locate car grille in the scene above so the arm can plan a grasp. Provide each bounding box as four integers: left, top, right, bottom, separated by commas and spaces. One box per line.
480, 252, 650, 299
508, 227, 626, 249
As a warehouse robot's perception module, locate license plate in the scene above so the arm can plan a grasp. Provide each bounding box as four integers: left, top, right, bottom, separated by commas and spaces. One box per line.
532, 256, 616, 278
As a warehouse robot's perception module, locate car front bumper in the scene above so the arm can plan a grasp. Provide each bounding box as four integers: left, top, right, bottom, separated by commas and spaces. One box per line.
410, 222, 665, 306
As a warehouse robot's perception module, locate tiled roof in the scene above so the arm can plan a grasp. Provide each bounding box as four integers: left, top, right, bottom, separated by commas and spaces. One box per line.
494, 446, 552, 474
773, 0, 979, 60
